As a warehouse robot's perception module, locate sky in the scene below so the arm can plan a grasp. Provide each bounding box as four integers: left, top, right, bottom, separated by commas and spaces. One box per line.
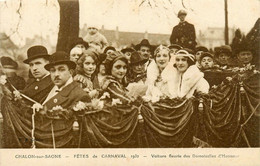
0, 0, 259, 47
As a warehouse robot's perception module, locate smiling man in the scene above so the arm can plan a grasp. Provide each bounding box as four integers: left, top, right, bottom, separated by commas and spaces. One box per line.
22, 45, 54, 103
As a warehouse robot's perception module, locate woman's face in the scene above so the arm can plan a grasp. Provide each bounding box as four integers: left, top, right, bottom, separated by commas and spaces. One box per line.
155, 49, 170, 71
111, 60, 127, 81
175, 56, 189, 73
83, 56, 96, 76
124, 52, 131, 61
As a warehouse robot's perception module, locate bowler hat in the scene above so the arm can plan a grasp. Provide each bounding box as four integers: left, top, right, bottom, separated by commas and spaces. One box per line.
44, 51, 76, 71
70, 37, 89, 50
104, 46, 116, 54
1, 56, 18, 69
24, 45, 50, 64
134, 39, 152, 51
195, 46, 208, 53
121, 47, 135, 54
130, 51, 148, 65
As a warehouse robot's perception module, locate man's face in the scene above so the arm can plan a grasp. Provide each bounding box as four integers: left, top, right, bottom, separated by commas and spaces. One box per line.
75, 44, 86, 51
179, 15, 186, 22
169, 48, 178, 57
88, 27, 98, 35
132, 62, 146, 74
29, 58, 49, 79
217, 53, 230, 65
49, 64, 72, 88
139, 46, 151, 59
195, 51, 203, 61
201, 57, 214, 69
237, 51, 253, 64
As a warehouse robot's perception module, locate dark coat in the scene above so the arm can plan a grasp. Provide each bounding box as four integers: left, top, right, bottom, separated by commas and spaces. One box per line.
170, 21, 197, 50
37, 81, 90, 148
22, 75, 54, 104
6, 74, 26, 90
44, 81, 90, 110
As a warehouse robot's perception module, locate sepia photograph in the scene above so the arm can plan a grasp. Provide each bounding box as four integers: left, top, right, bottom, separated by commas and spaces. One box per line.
0, 0, 259, 165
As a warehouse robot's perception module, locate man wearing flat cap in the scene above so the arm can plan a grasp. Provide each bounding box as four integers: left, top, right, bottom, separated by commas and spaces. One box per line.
214, 45, 232, 68
0, 56, 26, 90
20, 45, 54, 103
170, 10, 197, 50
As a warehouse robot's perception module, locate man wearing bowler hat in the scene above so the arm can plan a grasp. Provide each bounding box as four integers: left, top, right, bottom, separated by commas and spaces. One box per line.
170, 10, 197, 50
31, 51, 90, 148
42, 51, 90, 106
20, 45, 54, 103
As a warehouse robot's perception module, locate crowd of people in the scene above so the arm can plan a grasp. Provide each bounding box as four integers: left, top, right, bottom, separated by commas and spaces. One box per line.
0, 10, 259, 148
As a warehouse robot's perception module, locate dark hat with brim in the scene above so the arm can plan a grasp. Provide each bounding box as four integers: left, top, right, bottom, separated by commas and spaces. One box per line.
199, 52, 214, 62
134, 39, 152, 51
1, 56, 18, 69
214, 45, 232, 57
168, 44, 183, 50
121, 47, 135, 54
24, 45, 50, 64
130, 51, 148, 65
195, 46, 208, 53
70, 37, 89, 50
104, 46, 116, 54
44, 51, 76, 71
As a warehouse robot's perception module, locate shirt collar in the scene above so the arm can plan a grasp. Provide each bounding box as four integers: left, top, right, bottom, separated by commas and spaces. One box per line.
54, 76, 73, 91
36, 73, 50, 82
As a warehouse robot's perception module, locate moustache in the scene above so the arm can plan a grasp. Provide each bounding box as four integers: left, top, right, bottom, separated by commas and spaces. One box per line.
54, 77, 61, 81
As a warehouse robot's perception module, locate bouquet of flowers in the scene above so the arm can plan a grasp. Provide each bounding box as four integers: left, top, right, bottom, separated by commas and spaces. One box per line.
45, 105, 72, 120
73, 92, 110, 115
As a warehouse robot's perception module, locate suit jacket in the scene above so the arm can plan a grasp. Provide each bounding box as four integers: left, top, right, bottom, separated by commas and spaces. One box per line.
35, 81, 90, 148
22, 75, 54, 104
44, 81, 90, 110
170, 21, 197, 49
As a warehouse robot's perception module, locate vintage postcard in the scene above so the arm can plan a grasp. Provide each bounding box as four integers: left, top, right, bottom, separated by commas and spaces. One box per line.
0, 0, 259, 165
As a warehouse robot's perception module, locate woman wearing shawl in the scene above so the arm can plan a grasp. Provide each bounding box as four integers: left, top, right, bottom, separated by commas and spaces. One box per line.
141, 47, 209, 147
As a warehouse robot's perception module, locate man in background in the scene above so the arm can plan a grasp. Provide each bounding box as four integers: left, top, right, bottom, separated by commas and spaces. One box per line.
170, 10, 197, 50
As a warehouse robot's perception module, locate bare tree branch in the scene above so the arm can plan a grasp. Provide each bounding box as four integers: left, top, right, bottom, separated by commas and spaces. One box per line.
139, 0, 146, 7
0, 0, 22, 40
182, 0, 187, 9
